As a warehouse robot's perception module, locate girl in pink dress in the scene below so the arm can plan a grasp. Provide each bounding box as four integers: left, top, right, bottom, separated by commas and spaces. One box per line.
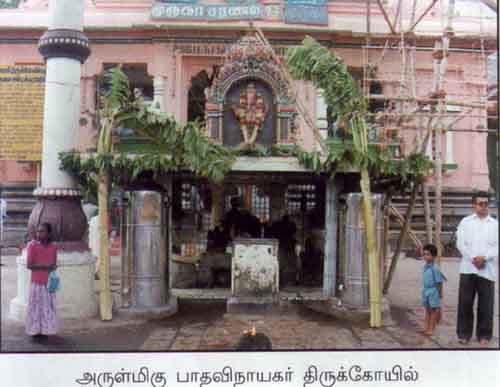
25, 222, 59, 340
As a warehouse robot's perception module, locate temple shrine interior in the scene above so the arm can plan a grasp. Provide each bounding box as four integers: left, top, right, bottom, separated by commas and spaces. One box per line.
170, 176, 327, 294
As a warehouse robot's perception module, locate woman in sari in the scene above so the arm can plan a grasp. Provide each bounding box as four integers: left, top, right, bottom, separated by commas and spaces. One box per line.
25, 222, 59, 340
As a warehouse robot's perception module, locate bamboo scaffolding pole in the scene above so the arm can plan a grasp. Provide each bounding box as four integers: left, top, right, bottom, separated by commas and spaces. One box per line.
388, 205, 424, 250
367, 94, 491, 109
422, 180, 433, 243
364, 78, 491, 87
434, 120, 444, 259
367, 0, 371, 38
410, 0, 418, 28
433, 0, 455, 261
376, 0, 397, 34
408, 0, 440, 32
392, 0, 403, 32
382, 206, 390, 283
253, 27, 327, 153
383, 182, 420, 294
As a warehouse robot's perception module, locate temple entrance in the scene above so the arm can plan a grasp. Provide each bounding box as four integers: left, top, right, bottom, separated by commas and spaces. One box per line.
169, 175, 326, 300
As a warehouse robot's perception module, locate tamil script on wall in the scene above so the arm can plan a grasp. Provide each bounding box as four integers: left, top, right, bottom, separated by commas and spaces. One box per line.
0, 65, 45, 161
152, 1, 328, 25
151, 1, 282, 21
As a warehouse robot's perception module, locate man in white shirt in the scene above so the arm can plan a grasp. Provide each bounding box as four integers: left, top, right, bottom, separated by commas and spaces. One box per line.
456, 191, 498, 346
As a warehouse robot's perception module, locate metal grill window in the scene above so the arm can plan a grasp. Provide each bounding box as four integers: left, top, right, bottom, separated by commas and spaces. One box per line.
181, 183, 193, 210
224, 185, 270, 222
251, 185, 270, 223
286, 184, 317, 215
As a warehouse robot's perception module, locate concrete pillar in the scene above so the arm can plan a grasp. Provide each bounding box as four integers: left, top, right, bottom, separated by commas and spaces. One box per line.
323, 176, 342, 298
9, 0, 97, 321
153, 75, 166, 112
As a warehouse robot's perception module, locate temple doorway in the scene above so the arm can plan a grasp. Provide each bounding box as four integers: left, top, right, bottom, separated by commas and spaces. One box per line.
169, 175, 326, 300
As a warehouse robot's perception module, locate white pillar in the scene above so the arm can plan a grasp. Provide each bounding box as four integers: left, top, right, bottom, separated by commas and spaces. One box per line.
9, 0, 97, 322
153, 75, 166, 112
49, 0, 84, 31
41, 59, 82, 188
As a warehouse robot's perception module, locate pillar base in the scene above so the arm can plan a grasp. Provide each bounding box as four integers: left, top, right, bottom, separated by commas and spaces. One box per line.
115, 297, 178, 320
9, 249, 97, 322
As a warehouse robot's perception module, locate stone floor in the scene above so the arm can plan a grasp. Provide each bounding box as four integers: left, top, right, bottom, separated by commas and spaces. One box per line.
1, 254, 498, 351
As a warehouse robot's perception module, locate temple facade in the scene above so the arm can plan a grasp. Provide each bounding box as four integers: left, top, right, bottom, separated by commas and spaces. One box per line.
0, 0, 497, 314
0, 0, 496, 190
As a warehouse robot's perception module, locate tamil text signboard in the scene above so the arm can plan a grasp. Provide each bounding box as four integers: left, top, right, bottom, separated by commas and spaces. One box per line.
0, 65, 45, 161
151, 1, 281, 21
284, 3, 329, 25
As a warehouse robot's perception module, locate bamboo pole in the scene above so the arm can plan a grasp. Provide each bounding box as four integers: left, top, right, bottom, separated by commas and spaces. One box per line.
410, 0, 418, 28
422, 183, 433, 243
392, 0, 403, 31
382, 201, 390, 283
254, 27, 327, 153
367, 0, 371, 38
383, 182, 419, 294
98, 170, 112, 320
97, 96, 114, 321
388, 205, 423, 250
408, 0, 439, 32
376, 0, 397, 34
434, 118, 444, 259
360, 168, 382, 327
433, 0, 455, 261
367, 94, 490, 109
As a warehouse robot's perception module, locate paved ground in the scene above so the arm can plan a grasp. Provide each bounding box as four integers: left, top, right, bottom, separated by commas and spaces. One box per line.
1, 254, 498, 352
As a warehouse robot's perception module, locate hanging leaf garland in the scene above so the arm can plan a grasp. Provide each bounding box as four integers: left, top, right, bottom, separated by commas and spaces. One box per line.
59, 64, 432, 201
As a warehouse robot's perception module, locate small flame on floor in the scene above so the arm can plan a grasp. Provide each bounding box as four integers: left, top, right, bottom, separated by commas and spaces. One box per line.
243, 326, 257, 336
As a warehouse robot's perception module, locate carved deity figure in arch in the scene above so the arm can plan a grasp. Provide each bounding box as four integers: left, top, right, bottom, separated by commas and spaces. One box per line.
231, 82, 269, 148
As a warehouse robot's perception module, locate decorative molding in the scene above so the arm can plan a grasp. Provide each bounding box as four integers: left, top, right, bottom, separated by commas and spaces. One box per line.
207, 35, 294, 105
38, 29, 91, 64
205, 34, 298, 147
33, 187, 82, 197
28, 196, 87, 243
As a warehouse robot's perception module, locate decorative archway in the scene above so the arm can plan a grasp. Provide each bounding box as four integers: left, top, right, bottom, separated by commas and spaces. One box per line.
205, 34, 298, 149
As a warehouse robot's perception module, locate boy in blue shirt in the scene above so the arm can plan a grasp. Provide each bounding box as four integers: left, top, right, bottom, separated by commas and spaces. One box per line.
420, 244, 446, 336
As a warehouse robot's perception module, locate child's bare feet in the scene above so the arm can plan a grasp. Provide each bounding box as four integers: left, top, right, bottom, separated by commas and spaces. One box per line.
423, 330, 434, 336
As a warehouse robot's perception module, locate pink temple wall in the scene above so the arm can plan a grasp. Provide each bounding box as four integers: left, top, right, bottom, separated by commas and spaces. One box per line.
0, 3, 494, 191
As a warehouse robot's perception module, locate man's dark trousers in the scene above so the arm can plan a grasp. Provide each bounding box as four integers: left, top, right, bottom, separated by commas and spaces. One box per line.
457, 273, 494, 341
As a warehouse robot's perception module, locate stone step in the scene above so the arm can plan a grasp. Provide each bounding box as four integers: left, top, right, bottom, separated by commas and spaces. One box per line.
3, 202, 36, 213
2, 218, 30, 226
0, 247, 21, 256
